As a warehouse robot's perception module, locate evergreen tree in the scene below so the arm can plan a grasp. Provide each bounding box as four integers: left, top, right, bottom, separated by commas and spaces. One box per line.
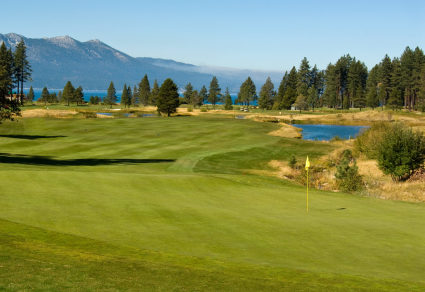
307, 86, 319, 110
293, 94, 308, 111
208, 76, 221, 108
400, 47, 425, 110
223, 87, 233, 110
258, 77, 275, 110
199, 85, 208, 105
366, 65, 380, 109
183, 82, 194, 104
58, 91, 63, 103
27, 86, 34, 103
378, 54, 393, 108
191, 90, 201, 107
104, 81, 117, 108
0, 43, 19, 121
138, 74, 151, 106
0, 43, 13, 99
388, 87, 403, 110
297, 57, 311, 97
13, 39, 32, 104
389, 58, 404, 109
127, 86, 133, 107
150, 80, 159, 106
237, 77, 257, 106
157, 78, 179, 116
281, 67, 298, 109
62, 81, 75, 106
39, 86, 50, 105
48, 92, 58, 103
131, 85, 139, 106
274, 72, 288, 109
74, 86, 84, 105
121, 84, 129, 107
348, 59, 368, 109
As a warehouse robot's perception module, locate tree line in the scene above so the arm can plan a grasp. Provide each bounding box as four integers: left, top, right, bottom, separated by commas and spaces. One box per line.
0, 39, 31, 121
3, 39, 425, 120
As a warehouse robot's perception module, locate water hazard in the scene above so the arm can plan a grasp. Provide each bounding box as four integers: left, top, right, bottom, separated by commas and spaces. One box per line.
294, 124, 368, 141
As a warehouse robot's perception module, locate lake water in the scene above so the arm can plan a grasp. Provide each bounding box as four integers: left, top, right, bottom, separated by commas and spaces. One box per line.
294, 124, 368, 141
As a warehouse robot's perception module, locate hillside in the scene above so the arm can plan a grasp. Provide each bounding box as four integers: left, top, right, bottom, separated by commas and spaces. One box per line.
0, 33, 282, 90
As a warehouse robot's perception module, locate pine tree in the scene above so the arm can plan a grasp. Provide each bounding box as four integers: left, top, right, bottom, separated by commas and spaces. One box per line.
258, 77, 275, 110
27, 86, 34, 103
0, 43, 13, 99
150, 80, 159, 106
237, 77, 257, 106
208, 76, 221, 108
132, 85, 139, 106
13, 39, 32, 105
0, 43, 20, 122
293, 94, 308, 112
348, 59, 368, 109
390, 58, 404, 109
281, 67, 298, 109
199, 85, 208, 105
307, 87, 319, 110
191, 90, 201, 107
121, 84, 129, 108
366, 65, 380, 109
378, 54, 393, 108
104, 81, 117, 108
58, 91, 63, 103
62, 81, 75, 106
138, 74, 151, 106
48, 92, 58, 103
74, 86, 84, 105
40, 86, 49, 105
388, 87, 403, 110
223, 87, 233, 110
274, 72, 288, 109
127, 86, 133, 107
157, 78, 179, 116
297, 57, 311, 97
183, 83, 194, 104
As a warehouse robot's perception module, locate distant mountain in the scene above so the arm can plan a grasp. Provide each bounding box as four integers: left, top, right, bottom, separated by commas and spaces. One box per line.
0, 33, 282, 91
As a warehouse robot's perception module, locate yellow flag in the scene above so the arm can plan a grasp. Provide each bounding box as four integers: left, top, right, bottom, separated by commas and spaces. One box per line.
305, 156, 310, 170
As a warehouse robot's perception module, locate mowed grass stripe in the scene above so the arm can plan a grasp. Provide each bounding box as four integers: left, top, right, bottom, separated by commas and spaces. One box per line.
1, 115, 425, 290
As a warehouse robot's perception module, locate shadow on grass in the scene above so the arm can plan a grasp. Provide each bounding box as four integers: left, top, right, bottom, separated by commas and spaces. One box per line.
0, 134, 66, 140
0, 153, 175, 166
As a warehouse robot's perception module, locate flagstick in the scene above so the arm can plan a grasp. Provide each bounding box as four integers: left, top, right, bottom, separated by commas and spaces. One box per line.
306, 168, 309, 213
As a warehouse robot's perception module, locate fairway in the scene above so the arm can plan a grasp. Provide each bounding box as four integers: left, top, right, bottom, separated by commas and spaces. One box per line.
1, 115, 425, 291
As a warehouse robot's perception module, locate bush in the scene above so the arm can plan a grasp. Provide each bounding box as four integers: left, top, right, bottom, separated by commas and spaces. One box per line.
289, 155, 297, 169
335, 149, 363, 192
200, 107, 208, 112
187, 106, 193, 112
377, 123, 425, 181
354, 122, 392, 159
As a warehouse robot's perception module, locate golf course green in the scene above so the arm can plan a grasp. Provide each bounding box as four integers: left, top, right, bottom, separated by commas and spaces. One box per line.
1, 114, 424, 291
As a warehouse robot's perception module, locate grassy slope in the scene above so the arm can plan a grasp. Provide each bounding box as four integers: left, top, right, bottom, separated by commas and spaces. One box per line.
1, 115, 425, 291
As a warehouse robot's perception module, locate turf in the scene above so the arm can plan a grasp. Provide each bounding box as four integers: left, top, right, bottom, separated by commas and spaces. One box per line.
1, 115, 424, 291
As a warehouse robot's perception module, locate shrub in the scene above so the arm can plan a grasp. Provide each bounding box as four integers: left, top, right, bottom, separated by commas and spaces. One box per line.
187, 106, 193, 112
377, 123, 425, 181
200, 107, 208, 112
289, 155, 297, 169
354, 122, 392, 159
335, 150, 363, 192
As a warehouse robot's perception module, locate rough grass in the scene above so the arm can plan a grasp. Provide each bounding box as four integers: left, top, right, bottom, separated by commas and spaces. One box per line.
1, 114, 425, 290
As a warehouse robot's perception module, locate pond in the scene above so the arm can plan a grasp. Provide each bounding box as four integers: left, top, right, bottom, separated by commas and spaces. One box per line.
294, 124, 368, 141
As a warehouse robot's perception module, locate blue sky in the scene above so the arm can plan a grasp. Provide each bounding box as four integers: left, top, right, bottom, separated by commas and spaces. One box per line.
1, 0, 424, 71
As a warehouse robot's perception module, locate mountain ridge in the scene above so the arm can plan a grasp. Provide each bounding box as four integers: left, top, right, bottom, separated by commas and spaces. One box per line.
0, 33, 282, 91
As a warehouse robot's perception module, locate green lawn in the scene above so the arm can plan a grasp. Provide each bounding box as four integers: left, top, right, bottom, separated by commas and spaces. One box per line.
1, 115, 424, 291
